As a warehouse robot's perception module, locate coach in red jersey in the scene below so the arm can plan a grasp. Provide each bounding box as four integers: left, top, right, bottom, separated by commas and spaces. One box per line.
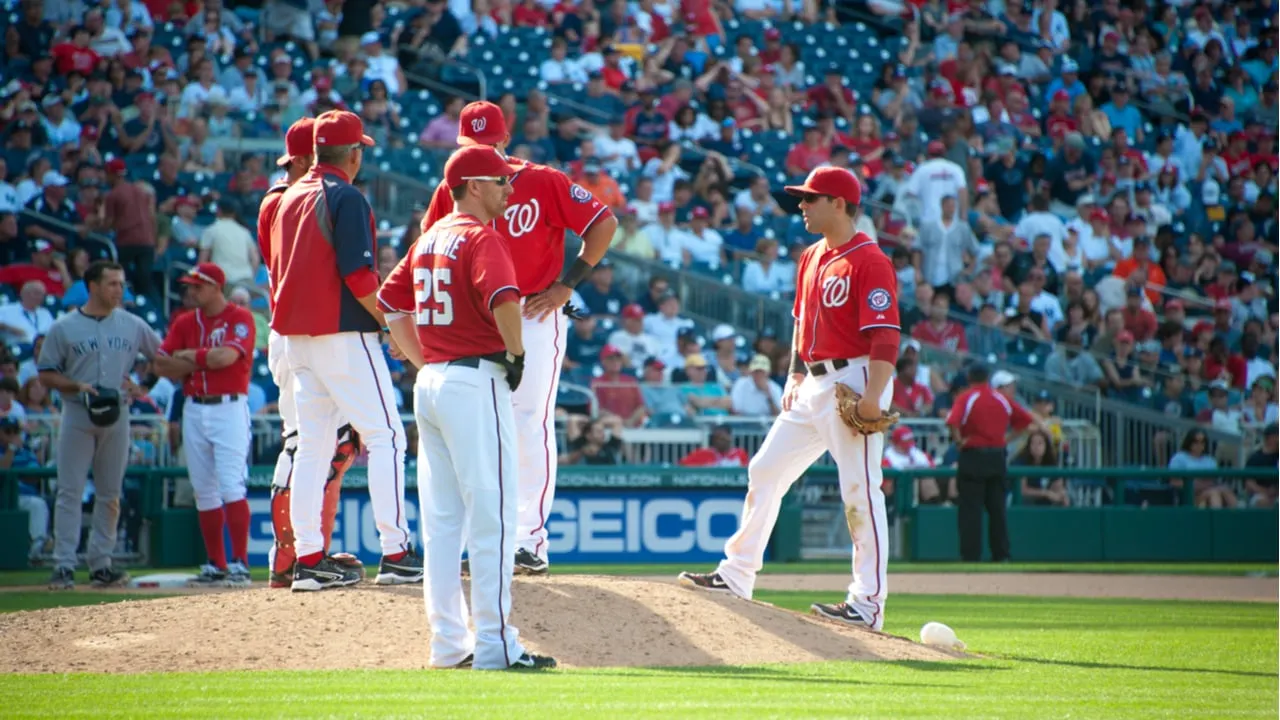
269, 109, 419, 592
945, 364, 1039, 562
377, 145, 555, 671
418, 101, 618, 574
679, 167, 900, 631
152, 262, 257, 585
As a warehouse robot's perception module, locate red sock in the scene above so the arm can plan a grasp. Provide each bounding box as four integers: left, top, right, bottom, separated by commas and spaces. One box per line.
385, 551, 406, 562
197, 508, 228, 569
298, 551, 324, 567
225, 499, 251, 564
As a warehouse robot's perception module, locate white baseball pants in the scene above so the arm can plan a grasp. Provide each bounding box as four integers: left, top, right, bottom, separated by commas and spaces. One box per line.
182, 397, 250, 511
513, 305, 567, 559
716, 357, 892, 630
282, 331, 411, 558
415, 359, 526, 670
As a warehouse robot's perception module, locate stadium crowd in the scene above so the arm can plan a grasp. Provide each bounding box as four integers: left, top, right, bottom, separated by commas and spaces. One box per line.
0, 0, 1277, 553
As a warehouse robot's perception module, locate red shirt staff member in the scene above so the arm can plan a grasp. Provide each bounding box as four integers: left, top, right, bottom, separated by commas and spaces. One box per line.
679, 167, 900, 631
945, 365, 1037, 562
270, 110, 420, 592
417, 101, 618, 574
152, 263, 256, 587
378, 145, 555, 671
258, 118, 364, 588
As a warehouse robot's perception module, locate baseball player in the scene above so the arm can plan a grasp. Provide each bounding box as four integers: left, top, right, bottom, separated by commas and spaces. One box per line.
418, 101, 617, 573
270, 109, 420, 591
39, 261, 162, 590
259, 117, 365, 589
679, 167, 900, 630
379, 145, 556, 671
152, 262, 256, 587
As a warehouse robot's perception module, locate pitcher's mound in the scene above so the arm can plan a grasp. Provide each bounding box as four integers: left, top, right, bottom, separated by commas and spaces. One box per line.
0, 575, 958, 673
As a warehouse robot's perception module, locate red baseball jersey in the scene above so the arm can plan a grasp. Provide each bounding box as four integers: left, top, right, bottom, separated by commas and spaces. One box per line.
159, 304, 256, 396
418, 157, 613, 296
257, 184, 287, 312
911, 320, 968, 352
377, 213, 519, 363
945, 384, 1034, 449
792, 235, 900, 362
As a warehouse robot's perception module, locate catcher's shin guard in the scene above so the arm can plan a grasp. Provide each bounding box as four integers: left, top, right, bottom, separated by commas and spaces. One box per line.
321, 424, 362, 553
269, 432, 299, 581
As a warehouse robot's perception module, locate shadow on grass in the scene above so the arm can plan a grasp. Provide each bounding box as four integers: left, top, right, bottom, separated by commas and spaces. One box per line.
990, 654, 1275, 678
885, 660, 1010, 673
570, 664, 961, 688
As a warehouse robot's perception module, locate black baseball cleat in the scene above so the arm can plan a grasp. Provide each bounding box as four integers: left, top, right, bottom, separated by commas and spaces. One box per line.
375, 546, 424, 585
292, 555, 364, 592
434, 653, 474, 670
48, 566, 75, 590
89, 567, 130, 588
189, 564, 229, 587
677, 571, 735, 594
810, 601, 873, 626
508, 652, 557, 670
513, 549, 548, 576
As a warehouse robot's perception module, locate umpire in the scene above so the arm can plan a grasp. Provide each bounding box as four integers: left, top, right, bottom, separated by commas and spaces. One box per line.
944, 365, 1037, 562
38, 261, 162, 589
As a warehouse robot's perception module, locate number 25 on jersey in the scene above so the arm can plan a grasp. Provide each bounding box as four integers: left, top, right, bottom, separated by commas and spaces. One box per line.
414, 267, 453, 326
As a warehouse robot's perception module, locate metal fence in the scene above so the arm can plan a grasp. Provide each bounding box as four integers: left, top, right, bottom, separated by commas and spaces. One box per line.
22, 414, 172, 469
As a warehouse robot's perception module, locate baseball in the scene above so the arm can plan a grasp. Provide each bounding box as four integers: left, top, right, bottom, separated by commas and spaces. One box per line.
920, 622, 965, 650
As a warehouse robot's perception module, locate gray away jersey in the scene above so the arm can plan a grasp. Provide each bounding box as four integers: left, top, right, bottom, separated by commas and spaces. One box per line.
37, 308, 162, 404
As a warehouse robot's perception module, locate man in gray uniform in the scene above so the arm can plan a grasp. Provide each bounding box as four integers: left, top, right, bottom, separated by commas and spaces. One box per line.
38, 261, 161, 589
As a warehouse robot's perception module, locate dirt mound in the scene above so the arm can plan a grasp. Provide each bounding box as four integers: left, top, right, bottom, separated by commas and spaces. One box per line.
0, 575, 957, 673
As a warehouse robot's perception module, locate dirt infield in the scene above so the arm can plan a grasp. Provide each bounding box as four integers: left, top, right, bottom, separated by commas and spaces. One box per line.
749, 573, 1279, 603
0, 575, 958, 674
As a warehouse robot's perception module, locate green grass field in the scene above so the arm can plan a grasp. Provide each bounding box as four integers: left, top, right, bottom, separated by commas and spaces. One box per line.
0, 565, 1275, 719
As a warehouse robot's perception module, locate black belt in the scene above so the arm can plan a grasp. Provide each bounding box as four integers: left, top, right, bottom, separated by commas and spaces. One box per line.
807, 359, 849, 377
189, 394, 242, 405
447, 353, 506, 368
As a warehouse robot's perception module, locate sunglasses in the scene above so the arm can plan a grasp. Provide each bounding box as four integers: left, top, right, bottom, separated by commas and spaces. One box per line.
798, 193, 831, 205
462, 176, 509, 186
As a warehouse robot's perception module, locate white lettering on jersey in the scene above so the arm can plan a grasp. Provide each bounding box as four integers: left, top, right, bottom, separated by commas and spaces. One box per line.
504, 199, 541, 238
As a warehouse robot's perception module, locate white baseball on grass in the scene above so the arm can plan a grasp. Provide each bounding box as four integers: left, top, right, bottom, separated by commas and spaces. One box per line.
920, 622, 966, 651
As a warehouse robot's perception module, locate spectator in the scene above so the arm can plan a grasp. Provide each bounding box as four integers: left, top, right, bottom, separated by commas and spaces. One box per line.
911, 290, 968, 353
0, 241, 71, 298
607, 303, 663, 371
559, 416, 625, 465
678, 424, 748, 467
0, 281, 54, 345
1243, 378, 1279, 426
967, 303, 1007, 360
1196, 380, 1245, 436
882, 425, 947, 504
575, 258, 628, 317
595, 119, 641, 176
639, 357, 689, 422
901, 141, 968, 225
590, 345, 649, 427
610, 207, 656, 260
103, 159, 157, 299
1243, 423, 1278, 507
1104, 331, 1151, 402
729, 354, 782, 416
0, 377, 25, 423
419, 96, 464, 149
0, 417, 46, 560
1204, 336, 1248, 391
679, 354, 731, 417
228, 287, 270, 352
1046, 330, 1107, 389
916, 193, 980, 290
1119, 284, 1158, 342
1013, 428, 1069, 506
892, 356, 934, 418
362, 32, 406, 96
785, 126, 832, 176
644, 292, 695, 365
564, 311, 609, 371
741, 239, 795, 295
198, 201, 258, 287
1170, 429, 1235, 508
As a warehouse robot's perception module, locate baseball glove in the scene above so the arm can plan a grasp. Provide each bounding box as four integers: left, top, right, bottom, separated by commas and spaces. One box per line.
834, 382, 900, 435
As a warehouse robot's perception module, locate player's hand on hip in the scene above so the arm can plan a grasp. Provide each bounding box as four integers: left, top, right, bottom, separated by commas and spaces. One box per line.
781, 373, 805, 412
523, 282, 573, 322
502, 352, 526, 391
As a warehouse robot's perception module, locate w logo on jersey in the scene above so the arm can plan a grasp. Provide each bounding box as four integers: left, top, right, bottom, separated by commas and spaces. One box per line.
821, 276, 850, 308
504, 199, 541, 238
208, 326, 227, 346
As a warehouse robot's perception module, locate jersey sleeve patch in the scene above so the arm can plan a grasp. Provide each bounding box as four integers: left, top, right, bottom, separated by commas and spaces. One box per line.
569, 183, 593, 203
867, 288, 892, 312
234, 323, 250, 339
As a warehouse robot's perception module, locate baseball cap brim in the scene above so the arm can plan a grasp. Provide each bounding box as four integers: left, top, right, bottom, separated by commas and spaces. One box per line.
457, 129, 508, 147
275, 153, 294, 167
782, 181, 823, 197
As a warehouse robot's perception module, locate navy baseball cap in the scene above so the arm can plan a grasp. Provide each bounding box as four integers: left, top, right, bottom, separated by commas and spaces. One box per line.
1034, 389, 1053, 403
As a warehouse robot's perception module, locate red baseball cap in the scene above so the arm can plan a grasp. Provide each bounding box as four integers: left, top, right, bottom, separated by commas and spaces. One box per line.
278, 117, 315, 167
891, 426, 914, 446
1116, 330, 1135, 343
443, 145, 518, 189
764, 27, 781, 40
784, 166, 862, 207
179, 262, 226, 288
658, 201, 675, 213
1215, 298, 1233, 312
1052, 89, 1070, 102
1165, 298, 1185, 310
313, 110, 374, 148
458, 101, 508, 146
691, 206, 710, 219
927, 139, 946, 156
621, 303, 645, 319
105, 158, 126, 174
600, 344, 624, 359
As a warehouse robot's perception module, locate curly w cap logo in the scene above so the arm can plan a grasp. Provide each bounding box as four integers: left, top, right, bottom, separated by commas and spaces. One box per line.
821, 275, 850, 308
471, 117, 487, 133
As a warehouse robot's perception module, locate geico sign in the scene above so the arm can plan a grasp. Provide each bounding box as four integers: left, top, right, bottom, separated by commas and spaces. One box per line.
546, 497, 741, 554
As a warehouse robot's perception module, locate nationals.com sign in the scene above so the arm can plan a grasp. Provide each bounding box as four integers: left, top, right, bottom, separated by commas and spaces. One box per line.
243, 490, 744, 567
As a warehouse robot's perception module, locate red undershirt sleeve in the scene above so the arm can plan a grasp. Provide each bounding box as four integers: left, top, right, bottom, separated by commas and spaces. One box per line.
867, 326, 901, 364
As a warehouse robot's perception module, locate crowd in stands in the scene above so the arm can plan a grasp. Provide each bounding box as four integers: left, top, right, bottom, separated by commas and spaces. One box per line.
0, 0, 1277, 529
